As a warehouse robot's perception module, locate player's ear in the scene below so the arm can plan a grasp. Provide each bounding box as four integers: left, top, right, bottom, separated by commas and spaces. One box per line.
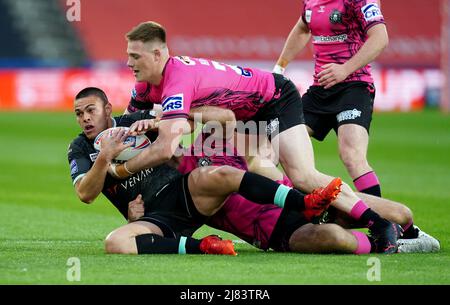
105, 102, 113, 116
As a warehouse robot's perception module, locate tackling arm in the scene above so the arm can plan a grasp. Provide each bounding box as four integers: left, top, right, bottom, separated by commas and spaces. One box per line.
116, 118, 191, 178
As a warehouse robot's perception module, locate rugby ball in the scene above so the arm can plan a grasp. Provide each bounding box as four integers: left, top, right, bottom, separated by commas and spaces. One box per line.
93, 127, 151, 161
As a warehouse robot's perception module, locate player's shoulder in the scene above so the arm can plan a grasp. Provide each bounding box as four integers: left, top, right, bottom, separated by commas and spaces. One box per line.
344, 0, 380, 8
68, 133, 91, 155
132, 81, 152, 102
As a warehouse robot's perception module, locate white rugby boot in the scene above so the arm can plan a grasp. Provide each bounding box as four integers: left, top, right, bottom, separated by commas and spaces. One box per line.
397, 226, 440, 253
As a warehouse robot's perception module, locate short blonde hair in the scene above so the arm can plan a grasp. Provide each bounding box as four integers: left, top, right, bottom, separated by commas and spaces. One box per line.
126, 21, 166, 44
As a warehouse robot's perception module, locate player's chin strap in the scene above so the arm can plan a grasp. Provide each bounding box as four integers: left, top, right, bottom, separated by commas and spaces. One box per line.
109, 162, 134, 179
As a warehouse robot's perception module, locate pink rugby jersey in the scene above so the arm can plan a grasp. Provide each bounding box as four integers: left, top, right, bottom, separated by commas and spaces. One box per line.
130, 56, 276, 121
302, 0, 385, 84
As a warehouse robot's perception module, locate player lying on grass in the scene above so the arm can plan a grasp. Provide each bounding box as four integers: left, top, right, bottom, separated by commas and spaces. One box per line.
69, 87, 342, 256
118, 125, 439, 254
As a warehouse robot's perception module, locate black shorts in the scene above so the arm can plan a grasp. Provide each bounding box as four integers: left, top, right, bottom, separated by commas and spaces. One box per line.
139, 173, 207, 238
302, 81, 375, 141
252, 73, 305, 140
268, 208, 309, 252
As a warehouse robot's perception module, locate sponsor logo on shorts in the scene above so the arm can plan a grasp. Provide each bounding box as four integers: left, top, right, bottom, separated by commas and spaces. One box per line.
362, 3, 383, 22
313, 34, 348, 43
70, 160, 78, 175
266, 118, 280, 136
337, 109, 362, 122
162, 94, 184, 113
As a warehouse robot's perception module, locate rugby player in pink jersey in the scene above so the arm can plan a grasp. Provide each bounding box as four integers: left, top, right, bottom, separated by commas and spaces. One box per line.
112, 21, 401, 253
273, 1, 423, 239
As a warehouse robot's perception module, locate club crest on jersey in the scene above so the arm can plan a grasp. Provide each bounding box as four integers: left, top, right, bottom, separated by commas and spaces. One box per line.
329, 9, 342, 24
162, 94, 184, 113
362, 3, 383, 22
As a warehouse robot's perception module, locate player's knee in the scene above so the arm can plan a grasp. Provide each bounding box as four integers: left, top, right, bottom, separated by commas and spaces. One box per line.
210, 165, 242, 186
104, 231, 136, 254
396, 204, 414, 227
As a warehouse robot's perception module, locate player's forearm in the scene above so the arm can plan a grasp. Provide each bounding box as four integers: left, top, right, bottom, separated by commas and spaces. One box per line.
343, 25, 388, 75
125, 136, 175, 173
276, 24, 311, 68
76, 153, 110, 203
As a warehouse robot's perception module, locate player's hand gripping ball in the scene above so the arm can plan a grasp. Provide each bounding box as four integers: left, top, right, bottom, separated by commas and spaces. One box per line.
94, 127, 151, 161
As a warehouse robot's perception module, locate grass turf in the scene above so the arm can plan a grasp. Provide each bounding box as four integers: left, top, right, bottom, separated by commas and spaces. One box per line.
0, 110, 449, 284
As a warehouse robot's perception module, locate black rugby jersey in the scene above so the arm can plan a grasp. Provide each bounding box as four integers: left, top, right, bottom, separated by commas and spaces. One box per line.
67, 110, 182, 219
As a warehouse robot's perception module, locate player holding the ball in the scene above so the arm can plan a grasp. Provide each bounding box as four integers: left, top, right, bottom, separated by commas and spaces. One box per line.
68, 87, 343, 256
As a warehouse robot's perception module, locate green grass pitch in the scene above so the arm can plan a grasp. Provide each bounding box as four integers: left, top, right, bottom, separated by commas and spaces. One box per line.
0, 110, 449, 285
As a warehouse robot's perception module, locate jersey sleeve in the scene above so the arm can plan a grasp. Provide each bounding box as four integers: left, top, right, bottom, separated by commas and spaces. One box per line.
160, 66, 194, 121
127, 82, 154, 113
352, 0, 385, 33
67, 140, 94, 186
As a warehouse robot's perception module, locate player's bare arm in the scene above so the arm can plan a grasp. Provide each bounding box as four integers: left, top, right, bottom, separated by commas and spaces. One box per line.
113, 118, 191, 178
75, 128, 132, 203
274, 16, 311, 73
318, 23, 388, 89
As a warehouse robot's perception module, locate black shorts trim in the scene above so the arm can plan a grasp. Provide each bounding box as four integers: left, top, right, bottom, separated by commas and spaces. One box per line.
269, 208, 309, 252
252, 73, 305, 140
302, 81, 375, 141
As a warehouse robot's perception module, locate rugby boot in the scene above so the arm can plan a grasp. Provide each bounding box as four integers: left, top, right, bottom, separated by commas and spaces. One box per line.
398, 226, 440, 253
370, 221, 403, 254
303, 177, 342, 221
200, 235, 237, 256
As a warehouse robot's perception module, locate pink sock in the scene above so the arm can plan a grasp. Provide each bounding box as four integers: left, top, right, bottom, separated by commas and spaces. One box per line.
351, 231, 372, 254
350, 200, 369, 220
354, 171, 380, 192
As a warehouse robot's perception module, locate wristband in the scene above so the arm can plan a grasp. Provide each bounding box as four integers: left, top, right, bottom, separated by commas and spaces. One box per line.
273, 64, 286, 75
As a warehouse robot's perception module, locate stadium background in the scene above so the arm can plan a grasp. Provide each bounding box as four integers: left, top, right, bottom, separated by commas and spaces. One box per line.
0, 0, 449, 286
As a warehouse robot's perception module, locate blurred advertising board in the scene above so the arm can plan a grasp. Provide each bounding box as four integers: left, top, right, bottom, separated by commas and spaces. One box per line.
0, 66, 442, 112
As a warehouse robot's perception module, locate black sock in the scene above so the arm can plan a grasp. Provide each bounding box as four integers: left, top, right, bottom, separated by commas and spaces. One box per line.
238, 172, 306, 210
359, 185, 382, 197
359, 208, 384, 228
135, 234, 202, 254
402, 224, 419, 239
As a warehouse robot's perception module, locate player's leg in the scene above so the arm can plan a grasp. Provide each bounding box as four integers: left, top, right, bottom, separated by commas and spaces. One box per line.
105, 219, 236, 255
188, 165, 341, 220
266, 80, 399, 253
269, 210, 377, 254
336, 84, 381, 197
